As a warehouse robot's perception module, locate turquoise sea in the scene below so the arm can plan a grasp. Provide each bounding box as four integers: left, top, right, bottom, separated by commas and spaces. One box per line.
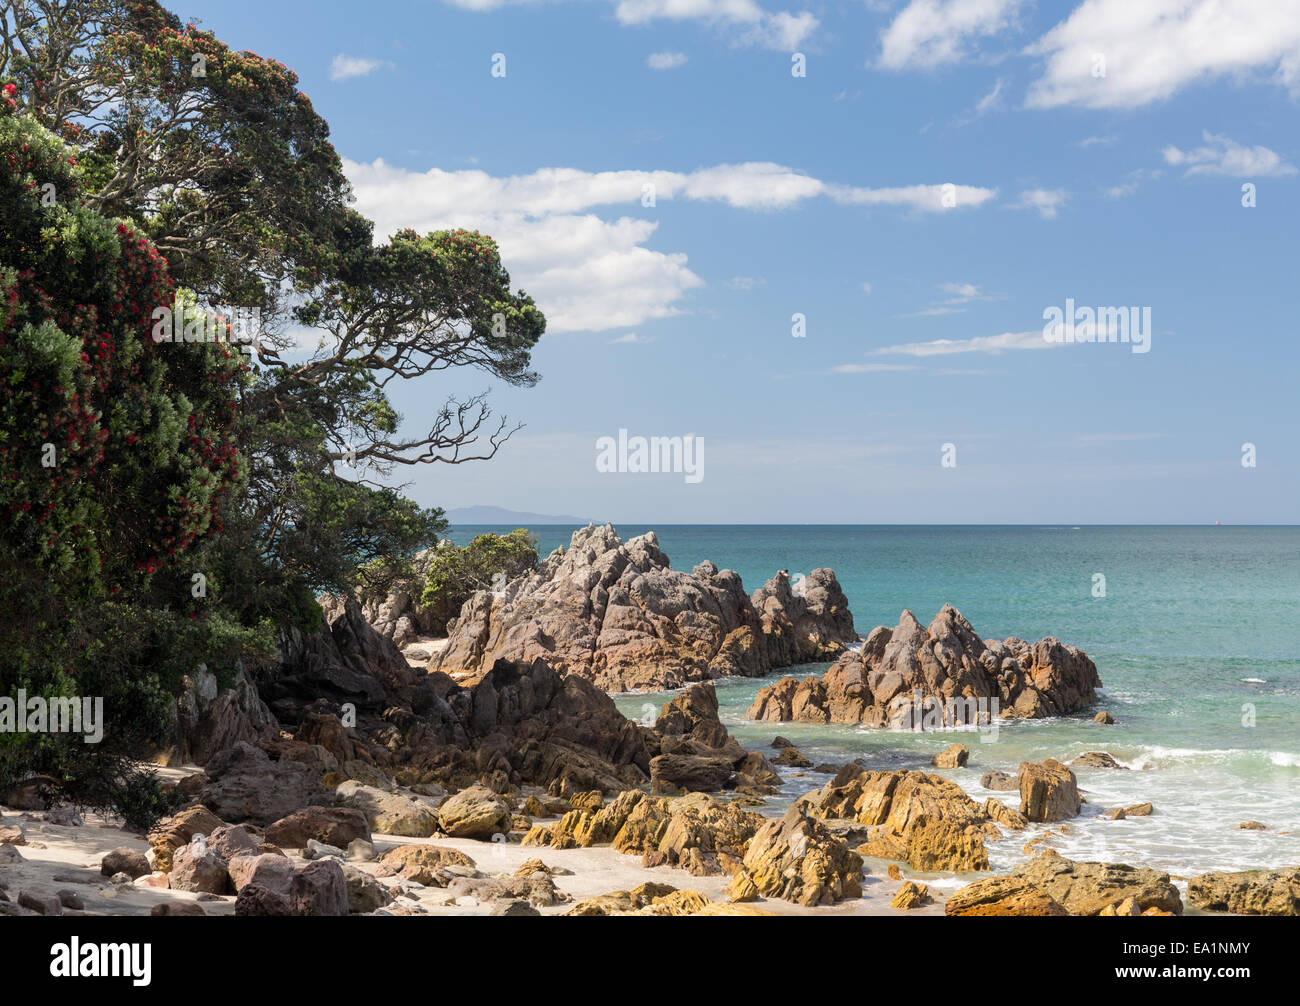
449, 525, 1300, 884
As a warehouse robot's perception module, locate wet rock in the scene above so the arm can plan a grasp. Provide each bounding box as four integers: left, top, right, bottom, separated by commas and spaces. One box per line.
1018, 759, 1080, 823
931, 743, 969, 769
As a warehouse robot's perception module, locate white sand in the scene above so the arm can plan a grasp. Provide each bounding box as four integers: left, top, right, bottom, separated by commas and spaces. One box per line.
0, 803, 945, 916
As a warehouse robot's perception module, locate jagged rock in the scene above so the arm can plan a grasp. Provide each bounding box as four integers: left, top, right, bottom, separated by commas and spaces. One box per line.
983, 798, 1027, 830
750, 568, 855, 665
437, 786, 512, 840
148, 806, 225, 873
1187, 867, 1300, 916
198, 741, 332, 826
164, 662, 279, 767
170, 842, 230, 894
227, 852, 293, 895
946, 853, 1182, 916
264, 807, 371, 850
748, 605, 1100, 726
335, 782, 439, 838
890, 881, 932, 909
524, 789, 760, 879
1019, 759, 1080, 822
1094, 711, 1114, 724
343, 864, 395, 913
206, 824, 258, 863
431, 524, 855, 690
290, 859, 348, 916
931, 743, 969, 768
804, 765, 992, 871
650, 754, 735, 795
378, 845, 476, 885
728, 804, 863, 906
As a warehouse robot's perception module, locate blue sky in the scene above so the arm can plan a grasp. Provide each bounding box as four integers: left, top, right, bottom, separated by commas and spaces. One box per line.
198, 0, 1299, 523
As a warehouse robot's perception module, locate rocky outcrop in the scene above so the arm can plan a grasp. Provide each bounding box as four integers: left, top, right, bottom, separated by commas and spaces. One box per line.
801, 765, 996, 872
650, 683, 781, 796
431, 524, 856, 691
945, 853, 1183, 916
750, 569, 855, 666
198, 742, 333, 826
1018, 759, 1081, 823
437, 785, 512, 839
162, 662, 280, 767
727, 804, 864, 906
747, 605, 1101, 726
1187, 867, 1300, 916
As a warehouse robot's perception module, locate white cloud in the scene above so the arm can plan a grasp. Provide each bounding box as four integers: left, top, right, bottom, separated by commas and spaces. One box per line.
902, 281, 992, 317
1077, 135, 1117, 147
860, 281, 873, 295
831, 362, 923, 373
1026, 0, 1300, 110
614, 0, 818, 50
828, 182, 998, 212
1162, 131, 1297, 177
329, 55, 386, 81
648, 50, 689, 69
974, 77, 1005, 113
879, 0, 1027, 70
344, 159, 995, 332
874, 329, 1058, 355
1009, 188, 1067, 219
728, 276, 765, 290
610, 332, 653, 344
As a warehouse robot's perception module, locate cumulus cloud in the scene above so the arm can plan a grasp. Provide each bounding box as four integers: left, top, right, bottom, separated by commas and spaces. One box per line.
344, 159, 995, 332
1162, 131, 1296, 177
1026, 0, 1300, 109
879, 0, 1028, 70
329, 55, 386, 81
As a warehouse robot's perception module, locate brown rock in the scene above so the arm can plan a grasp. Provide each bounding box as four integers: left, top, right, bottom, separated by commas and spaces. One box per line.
1187, 867, 1300, 916
931, 743, 969, 768
1238, 821, 1267, 830
946, 853, 1182, 916
289, 859, 348, 916
378, 844, 476, 885
431, 525, 854, 691
438, 785, 512, 839
170, 841, 231, 895
101, 847, 150, 879
1018, 759, 1080, 822
1093, 711, 1114, 724
727, 804, 862, 906
264, 807, 371, 849
148, 806, 225, 873
151, 901, 208, 916
747, 605, 1100, 727
1069, 751, 1127, 770
226, 852, 294, 894
890, 881, 932, 910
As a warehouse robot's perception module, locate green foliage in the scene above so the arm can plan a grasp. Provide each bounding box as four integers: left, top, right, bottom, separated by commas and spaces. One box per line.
421, 529, 538, 632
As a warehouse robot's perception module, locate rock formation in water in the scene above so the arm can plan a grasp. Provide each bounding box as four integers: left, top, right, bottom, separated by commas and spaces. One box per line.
431, 524, 856, 691
746, 604, 1101, 726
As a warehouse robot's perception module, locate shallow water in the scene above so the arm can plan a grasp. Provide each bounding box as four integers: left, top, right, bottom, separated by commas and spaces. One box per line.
451, 524, 1300, 877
